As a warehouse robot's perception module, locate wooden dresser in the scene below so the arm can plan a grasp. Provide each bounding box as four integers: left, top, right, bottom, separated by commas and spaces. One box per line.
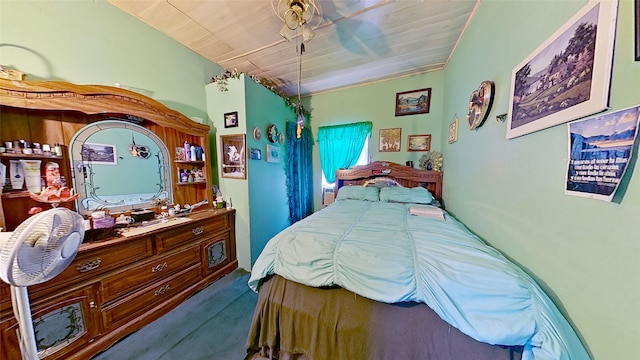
0, 78, 237, 359
0, 209, 237, 360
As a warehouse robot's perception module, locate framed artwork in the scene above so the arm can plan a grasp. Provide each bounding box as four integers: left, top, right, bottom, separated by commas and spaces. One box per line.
395, 88, 431, 116
448, 117, 459, 144
220, 134, 246, 179
379, 128, 401, 152
266, 144, 280, 163
81, 143, 117, 165
250, 148, 262, 160
407, 134, 431, 152
224, 111, 238, 128
636, 0, 640, 61
506, 0, 618, 139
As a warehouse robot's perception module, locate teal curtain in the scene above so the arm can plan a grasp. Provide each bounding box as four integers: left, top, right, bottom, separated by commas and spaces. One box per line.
317, 121, 372, 183
286, 121, 313, 223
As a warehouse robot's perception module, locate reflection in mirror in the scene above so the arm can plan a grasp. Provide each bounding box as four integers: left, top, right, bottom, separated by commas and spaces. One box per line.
69, 120, 172, 215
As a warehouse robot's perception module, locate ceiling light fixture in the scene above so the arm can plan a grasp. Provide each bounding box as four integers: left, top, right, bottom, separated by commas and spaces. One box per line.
273, 0, 322, 43
273, 0, 321, 138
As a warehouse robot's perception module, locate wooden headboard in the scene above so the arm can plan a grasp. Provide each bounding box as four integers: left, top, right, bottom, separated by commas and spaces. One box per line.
335, 161, 443, 203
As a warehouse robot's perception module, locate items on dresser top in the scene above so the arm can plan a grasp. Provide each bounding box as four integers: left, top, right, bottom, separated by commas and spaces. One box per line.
0, 208, 237, 360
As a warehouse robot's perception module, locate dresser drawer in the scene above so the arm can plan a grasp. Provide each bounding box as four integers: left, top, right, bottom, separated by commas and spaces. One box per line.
155, 215, 228, 253
30, 236, 153, 297
101, 245, 200, 303
102, 265, 201, 329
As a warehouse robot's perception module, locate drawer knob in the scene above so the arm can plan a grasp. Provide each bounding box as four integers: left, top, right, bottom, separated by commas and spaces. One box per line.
76, 258, 102, 273
151, 262, 168, 273
192, 226, 204, 236
154, 284, 171, 296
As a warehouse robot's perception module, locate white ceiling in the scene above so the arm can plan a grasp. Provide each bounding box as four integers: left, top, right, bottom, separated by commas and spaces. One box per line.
108, 0, 479, 97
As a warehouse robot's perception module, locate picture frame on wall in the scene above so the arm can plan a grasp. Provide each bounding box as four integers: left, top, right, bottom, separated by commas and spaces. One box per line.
505, 0, 618, 139
220, 134, 246, 179
82, 143, 117, 165
379, 128, 401, 152
250, 148, 261, 160
636, 0, 640, 61
407, 134, 431, 152
224, 111, 238, 128
448, 117, 459, 144
266, 144, 280, 163
395, 88, 431, 116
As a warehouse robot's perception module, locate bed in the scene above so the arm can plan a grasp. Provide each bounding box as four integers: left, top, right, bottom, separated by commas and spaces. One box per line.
245, 161, 589, 360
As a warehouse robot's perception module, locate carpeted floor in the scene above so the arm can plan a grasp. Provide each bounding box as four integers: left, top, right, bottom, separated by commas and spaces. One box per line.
92, 269, 256, 360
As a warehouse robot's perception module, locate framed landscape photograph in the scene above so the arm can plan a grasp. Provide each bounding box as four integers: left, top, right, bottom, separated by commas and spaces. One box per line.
505, 0, 618, 139
224, 111, 238, 128
407, 134, 431, 151
81, 143, 117, 165
379, 128, 401, 152
395, 88, 431, 116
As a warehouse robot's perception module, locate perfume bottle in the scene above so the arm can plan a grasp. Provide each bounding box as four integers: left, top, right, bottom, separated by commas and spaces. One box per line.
183, 141, 190, 160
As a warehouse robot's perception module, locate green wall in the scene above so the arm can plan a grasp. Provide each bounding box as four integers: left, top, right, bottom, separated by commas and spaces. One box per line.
206, 75, 294, 269
3, 0, 638, 358
244, 77, 293, 266
306, 70, 446, 207
0, 0, 222, 124
306, 1, 639, 358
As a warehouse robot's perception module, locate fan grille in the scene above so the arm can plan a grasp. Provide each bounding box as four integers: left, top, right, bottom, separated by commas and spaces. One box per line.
0, 208, 85, 287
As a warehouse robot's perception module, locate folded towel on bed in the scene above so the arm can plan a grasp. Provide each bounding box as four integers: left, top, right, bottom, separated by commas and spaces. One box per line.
409, 206, 445, 220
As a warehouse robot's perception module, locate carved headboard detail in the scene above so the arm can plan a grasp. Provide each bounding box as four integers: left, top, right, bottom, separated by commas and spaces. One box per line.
335, 161, 443, 203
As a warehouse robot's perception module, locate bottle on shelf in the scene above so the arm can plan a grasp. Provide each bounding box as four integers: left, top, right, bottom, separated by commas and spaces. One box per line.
183, 141, 190, 161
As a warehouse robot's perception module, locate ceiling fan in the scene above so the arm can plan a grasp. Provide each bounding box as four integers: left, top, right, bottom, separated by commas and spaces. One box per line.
272, 0, 322, 43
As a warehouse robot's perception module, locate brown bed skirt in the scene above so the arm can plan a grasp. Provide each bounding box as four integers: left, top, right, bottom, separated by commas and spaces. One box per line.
245, 275, 523, 360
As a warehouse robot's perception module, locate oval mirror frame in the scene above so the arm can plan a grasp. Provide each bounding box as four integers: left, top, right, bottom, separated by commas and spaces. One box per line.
69, 120, 172, 215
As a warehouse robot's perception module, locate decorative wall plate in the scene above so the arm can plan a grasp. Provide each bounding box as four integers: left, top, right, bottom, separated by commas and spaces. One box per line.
467, 80, 495, 130
252, 127, 262, 140
267, 124, 279, 143
278, 133, 285, 145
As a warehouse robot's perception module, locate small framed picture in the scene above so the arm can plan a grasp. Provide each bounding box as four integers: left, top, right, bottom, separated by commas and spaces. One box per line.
395, 88, 431, 116
266, 144, 280, 163
379, 128, 401, 152
224, 111, 238, 128
220, 134, 245, 179
407, 134, 431, 152
448, 117, 459, 144
81, 143, 117, 165
250, 148, 261, 160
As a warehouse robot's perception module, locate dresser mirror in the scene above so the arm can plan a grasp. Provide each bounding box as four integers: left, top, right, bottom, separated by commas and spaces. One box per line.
69, 120, 172, 215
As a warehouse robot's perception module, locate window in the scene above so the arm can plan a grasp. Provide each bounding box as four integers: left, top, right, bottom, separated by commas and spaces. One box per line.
322, 138, 369, 191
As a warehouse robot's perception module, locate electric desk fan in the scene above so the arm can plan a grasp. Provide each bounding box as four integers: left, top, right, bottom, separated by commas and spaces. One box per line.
0, 208, 85, 360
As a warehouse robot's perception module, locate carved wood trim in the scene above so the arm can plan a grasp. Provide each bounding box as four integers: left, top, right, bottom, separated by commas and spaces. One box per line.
0, 79, 209, 136
335, 161, 443, 202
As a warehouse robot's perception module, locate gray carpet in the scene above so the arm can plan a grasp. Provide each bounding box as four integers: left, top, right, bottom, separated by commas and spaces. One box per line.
92, 269, 256, 360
